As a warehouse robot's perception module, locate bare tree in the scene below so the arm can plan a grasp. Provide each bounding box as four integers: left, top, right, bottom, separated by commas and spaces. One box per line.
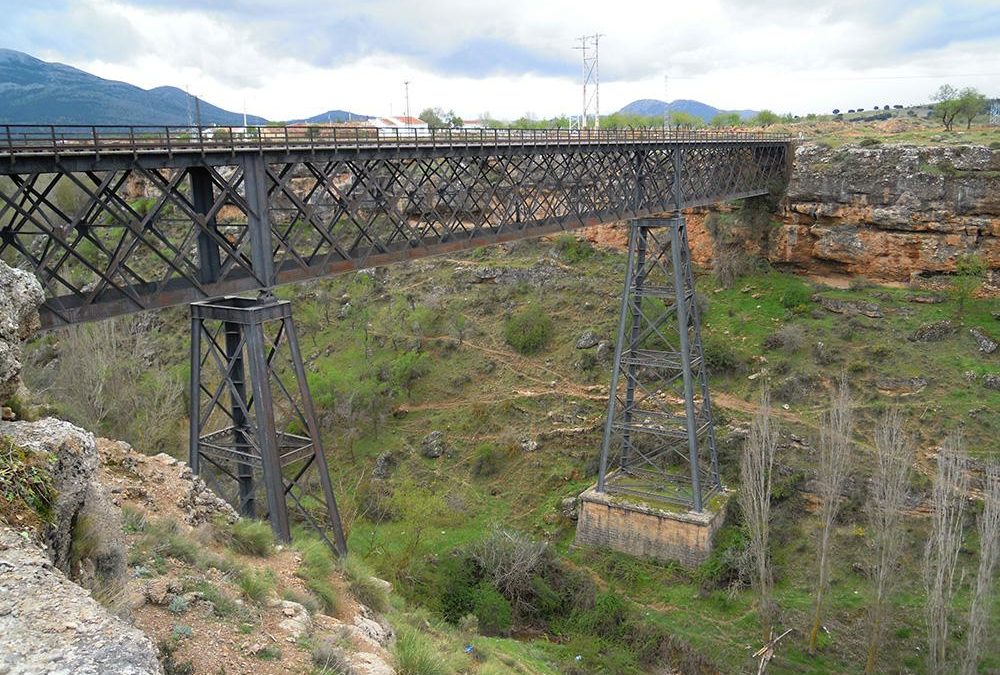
923, 433, 969, 674
739, 387, 779, 638
809, 377, 854, 653
961, 462, 1000, 675
864, 409, 912, 674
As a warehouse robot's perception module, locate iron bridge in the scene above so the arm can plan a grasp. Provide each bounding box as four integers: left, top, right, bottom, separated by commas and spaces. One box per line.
0, 125, 790, 328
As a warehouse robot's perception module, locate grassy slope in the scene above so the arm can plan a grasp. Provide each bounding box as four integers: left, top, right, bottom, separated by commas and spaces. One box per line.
265, 235, 998, 673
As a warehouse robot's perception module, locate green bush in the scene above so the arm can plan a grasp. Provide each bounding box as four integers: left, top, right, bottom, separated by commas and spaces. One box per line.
504, 305, 553, 355
553, 234, 594, 263
779, 284, 813, 312
226, 519, 274, 557
701, 333, 748, 375
470, 444, 503, 478
473, 582, 513, 636
393, 626, 448, 675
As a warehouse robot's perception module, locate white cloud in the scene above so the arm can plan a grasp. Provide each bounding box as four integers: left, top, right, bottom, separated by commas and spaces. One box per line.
8, 0, 1000, 120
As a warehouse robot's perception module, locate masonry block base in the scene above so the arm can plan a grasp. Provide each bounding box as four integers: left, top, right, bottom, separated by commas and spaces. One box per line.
573, 484, 729, 567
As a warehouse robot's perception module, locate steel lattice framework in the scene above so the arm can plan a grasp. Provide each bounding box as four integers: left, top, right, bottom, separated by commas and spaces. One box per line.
597, 215, 720, 511
0, 126, 789, 328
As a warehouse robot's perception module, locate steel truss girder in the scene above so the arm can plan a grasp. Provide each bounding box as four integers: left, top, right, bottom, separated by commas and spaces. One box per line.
0, 142, 789, 327
596, 215, 721, 512
189, 295, 347, 554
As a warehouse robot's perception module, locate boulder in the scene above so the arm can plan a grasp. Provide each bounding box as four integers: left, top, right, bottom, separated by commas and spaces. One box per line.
575, 331, 600, 349
372, 451, 397, 480
909, 320, 956, 342
419, 431, 447, 459
816, 296, 883, 318
0, 529, 162, 674
0, 419, 124, 587
984, 374, 1000, 391
970, 327, 998, 354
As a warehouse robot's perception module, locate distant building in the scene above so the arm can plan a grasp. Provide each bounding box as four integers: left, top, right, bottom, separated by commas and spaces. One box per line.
461, 119, 486, 130
366, 116, 430, 137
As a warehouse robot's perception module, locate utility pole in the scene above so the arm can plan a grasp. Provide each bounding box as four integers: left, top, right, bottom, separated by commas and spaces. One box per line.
403, 80, 411, 120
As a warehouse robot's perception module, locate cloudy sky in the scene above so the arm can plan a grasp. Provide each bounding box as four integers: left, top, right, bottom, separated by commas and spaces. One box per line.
4, 0, 999, 121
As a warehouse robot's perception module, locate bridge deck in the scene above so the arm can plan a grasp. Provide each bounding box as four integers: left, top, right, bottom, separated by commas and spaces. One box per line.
0, 126, 791, 327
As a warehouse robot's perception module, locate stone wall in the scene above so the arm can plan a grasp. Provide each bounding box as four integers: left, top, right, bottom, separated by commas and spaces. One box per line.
574, 485, 727, 566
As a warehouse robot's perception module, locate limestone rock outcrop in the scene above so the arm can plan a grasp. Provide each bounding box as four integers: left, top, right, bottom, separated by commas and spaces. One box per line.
0, 260, 44, 401
771, 143, 1000, 282
0, 419, 126, 596
0, 528, 162, 674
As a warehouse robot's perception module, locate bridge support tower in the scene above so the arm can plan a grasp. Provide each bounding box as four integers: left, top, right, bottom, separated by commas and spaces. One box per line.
575, 214, 726, 565
189, 295, 347, 555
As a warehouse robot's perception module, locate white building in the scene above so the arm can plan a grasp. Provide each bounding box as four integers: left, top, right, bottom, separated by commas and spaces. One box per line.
366, 116, 430, 137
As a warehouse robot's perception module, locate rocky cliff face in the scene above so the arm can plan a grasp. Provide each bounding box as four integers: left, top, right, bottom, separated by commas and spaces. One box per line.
771, 143, 999, 282
0, 262, 44, 402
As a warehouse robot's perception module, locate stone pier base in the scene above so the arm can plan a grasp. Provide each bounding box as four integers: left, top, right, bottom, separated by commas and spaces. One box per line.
573, 484, 728, 566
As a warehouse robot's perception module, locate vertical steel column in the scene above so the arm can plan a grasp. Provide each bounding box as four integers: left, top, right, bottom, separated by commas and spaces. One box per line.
224, 322, 255, 517
188, 315, 201, 474
190, 166, 221, 284
244, 317, 291, 542
668, 218, 703, 512
241, 154, 276, 290
619, 224, 647, 470
597, 223, 639, 493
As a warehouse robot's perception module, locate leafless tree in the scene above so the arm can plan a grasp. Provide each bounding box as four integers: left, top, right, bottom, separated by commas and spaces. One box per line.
923, 433, 969, 674
809, 377, 854, 653
470, 527, 547, 616
864, 409, 912, 674
739, 387, 779, 638
961, 461, 1000, 675
55, 314, 182, 453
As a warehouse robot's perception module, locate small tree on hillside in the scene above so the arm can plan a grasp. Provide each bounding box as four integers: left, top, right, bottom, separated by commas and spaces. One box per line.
932, 85, 962, 131
740, 387, 779, 639
711, 112, 741, 128
951, 254, 985, 317
864, 409, 912, 674
923, 433, 969, 674
957, 87, 987, 130
752, 110, 780, 127
669, 111, 703, 129
418, 107, 446, 128
808, 376, 854, 654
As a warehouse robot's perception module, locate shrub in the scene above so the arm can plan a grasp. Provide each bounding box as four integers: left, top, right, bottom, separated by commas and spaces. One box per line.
779, 284, 813, 312
471, 444, 503, 478
504, 305, 553, 354
473, 582, 513, 636
236, 568, 276, 604
858, 137, 882, 147
713, 245, 757, 289
311, 636, 353, 674
762, 324, 806, 352
226, 519, 274, 557
553, 233, 594, 263
341, 554, 389, 612
702, 333, 748, 375
393, 626, 448, 675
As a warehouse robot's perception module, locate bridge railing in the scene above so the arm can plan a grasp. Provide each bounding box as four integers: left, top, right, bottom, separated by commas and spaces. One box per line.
0, 124, 790, 158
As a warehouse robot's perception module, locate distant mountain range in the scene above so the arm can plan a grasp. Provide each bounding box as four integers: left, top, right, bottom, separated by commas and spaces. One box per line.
618, 99, 757, 123
290, 110, 371, 124
0, 49, 368, 126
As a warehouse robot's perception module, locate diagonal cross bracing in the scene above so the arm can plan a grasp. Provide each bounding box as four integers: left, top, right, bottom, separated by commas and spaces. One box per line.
0, 128, 789, 327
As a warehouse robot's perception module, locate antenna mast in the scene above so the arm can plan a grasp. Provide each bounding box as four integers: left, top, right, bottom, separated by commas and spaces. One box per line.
403, 80, 411, 120
575, 33, 604, 129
